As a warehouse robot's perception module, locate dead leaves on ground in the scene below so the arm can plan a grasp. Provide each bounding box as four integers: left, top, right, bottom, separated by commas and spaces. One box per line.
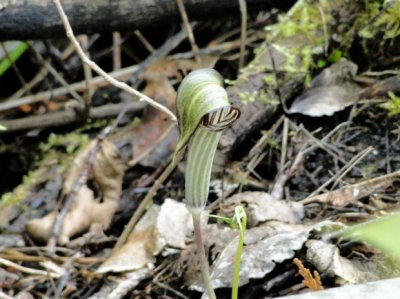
26, 139, 123, 244
97, 199, 193, 274
129, 59, 197, 168
92, 191, 374, 296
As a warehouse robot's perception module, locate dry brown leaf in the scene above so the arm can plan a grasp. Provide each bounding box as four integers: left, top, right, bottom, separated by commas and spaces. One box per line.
26, 139, 124, 244
294, 257, 324, 291
129, 59, 189, 168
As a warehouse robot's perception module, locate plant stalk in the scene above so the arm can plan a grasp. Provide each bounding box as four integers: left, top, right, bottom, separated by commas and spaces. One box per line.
192, 212, 216, 299
232, 208, 246, 299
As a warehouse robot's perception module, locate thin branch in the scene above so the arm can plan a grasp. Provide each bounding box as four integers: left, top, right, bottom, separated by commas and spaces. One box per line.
0, 102, 145, 132
238, 0, 248, 70
80, 35, 93, 118
134, 30, 156, 53
175, 0, 202, 66
301, 146, 374, 203
29, 42, 84, 104
0, 257, 60, 278
113, 152, 183, 251
52, 0, 177, 122
112, 32, 122, 71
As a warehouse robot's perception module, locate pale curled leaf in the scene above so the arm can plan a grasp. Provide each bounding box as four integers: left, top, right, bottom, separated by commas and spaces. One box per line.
189, 221, 309, 291
305, 240, 375, 284
288, 59, 361, 117
156, 198, 193, 249
97, 206, 161, 273
288, 85, 358, 116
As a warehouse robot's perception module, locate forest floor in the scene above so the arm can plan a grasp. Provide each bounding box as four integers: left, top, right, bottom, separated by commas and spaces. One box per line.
1, 0, 400, 298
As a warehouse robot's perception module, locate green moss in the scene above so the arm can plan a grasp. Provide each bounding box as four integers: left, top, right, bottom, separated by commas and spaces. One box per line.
39, 132, 89, 156
358, 0, 400, 40
0, 170, 41, 210
240, 0, 334, 89
266, 0, 329, 41
380, 92, 400, 116
238, 90, 279, 107
78, 118, 112, 132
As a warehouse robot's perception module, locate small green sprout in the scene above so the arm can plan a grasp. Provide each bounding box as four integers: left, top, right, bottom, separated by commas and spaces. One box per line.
209, 206, 247, 299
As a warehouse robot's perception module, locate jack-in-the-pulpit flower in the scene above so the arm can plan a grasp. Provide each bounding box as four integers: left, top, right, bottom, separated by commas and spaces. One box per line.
175, 68, 240, 214
175, 69, 240, 299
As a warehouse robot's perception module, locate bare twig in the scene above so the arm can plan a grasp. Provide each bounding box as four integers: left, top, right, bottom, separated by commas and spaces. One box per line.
301, 170, 400, 206
29, 42, 84, 104
0, 25, 190, 112
270, 121, 350, 200
134, 30, 155, 53
238, 0, 248, 70
0, 257, 60, 278
80, 35, 93, 118
112, 32, 122, 71
280, 117, 289, 170
175, 0, 202, 66
52, 0, 176, 122
114, 150, 184, 252
0, 102, 145, 132
301, 146, 374, 203
0, 62, 139, 112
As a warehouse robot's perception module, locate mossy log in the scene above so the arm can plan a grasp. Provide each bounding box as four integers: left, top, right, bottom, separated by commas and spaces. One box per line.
219, 0, 364, 158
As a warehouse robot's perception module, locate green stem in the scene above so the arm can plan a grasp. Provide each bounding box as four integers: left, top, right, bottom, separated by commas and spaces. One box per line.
192, 212, 216, 299
232, 208, 246, 299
